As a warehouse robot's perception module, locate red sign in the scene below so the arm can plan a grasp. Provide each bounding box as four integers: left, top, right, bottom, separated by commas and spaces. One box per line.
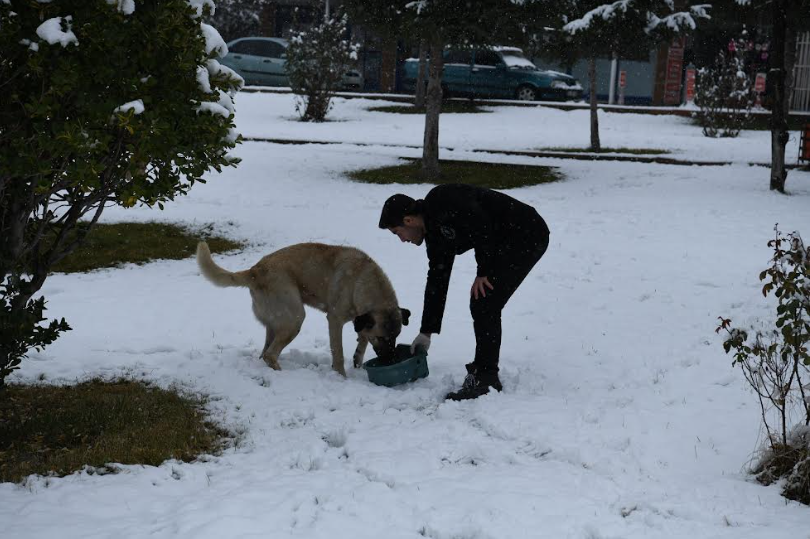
663, 37, 685, 105
619, 70, 627, 88
755, 72, 767, 93
685, 68, 696, 102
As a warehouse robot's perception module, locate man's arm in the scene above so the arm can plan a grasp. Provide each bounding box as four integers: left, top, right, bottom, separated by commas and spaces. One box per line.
420, 242, 455, 335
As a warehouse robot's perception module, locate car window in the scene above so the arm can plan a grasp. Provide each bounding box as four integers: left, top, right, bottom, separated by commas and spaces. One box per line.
254, 40, 286, 58
229, 40, 257, 55
474, 50, 501, 67
444, 50, 472, 65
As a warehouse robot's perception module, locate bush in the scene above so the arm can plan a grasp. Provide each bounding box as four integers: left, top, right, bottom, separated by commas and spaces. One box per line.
695, 35, 756, 138
0, 0, 242, 387
717, 225, 810, 504
286, 12, 357, 122
0, 279, 70, 390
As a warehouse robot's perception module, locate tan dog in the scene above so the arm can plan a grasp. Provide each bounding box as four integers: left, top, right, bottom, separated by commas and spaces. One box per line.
196, 242, 410, 376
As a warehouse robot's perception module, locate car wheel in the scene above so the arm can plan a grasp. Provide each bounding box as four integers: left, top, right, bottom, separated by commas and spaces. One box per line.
515, 85, 537, 101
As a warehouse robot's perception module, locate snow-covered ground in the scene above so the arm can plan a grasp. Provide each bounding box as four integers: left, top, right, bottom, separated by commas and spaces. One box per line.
2, 93, 809, 539
236, 93, 804, 165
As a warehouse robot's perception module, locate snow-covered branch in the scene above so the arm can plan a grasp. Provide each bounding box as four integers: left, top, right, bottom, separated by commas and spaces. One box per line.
563, 0, 711, 35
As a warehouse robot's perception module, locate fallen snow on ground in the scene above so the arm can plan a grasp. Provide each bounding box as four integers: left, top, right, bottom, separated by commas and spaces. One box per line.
234, 92, 804, 165
2, 93, 809, 539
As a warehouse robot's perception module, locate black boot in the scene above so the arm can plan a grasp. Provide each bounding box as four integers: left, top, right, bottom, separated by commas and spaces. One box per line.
446, 363, 502, 401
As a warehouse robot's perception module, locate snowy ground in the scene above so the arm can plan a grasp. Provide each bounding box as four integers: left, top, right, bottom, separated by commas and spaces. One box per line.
236, 93, 804, 165
2, 93, 810, 539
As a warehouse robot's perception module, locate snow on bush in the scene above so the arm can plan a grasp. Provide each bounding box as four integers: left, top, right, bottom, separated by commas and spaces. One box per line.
285, 12, 358, 122
695, 34, 756, 138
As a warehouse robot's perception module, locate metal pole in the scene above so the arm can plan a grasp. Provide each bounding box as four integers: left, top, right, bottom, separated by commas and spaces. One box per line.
608, 52, 618, 104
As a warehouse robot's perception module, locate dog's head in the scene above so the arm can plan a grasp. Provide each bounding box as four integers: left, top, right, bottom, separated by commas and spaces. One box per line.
353, 307, 411, 362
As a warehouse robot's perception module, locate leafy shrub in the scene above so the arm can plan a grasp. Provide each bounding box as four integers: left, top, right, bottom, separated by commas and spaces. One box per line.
695, 35, 756, 138
0, 279, 70, 389
717, 226, 810, 504
286, 12, 357, 122
0, 0, 241, 387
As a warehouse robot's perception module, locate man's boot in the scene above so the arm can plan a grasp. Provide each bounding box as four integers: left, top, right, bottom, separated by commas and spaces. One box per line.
446, 363, 502, 401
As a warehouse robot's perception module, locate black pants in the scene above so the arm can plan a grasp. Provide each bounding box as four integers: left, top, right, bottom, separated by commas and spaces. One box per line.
469, 234, 548, 373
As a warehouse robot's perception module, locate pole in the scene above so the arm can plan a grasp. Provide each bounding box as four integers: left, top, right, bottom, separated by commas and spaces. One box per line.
608, 52, 618, 104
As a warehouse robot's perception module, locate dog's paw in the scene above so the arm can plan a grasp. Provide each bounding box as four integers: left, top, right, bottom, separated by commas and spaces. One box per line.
263, 357, 281, 370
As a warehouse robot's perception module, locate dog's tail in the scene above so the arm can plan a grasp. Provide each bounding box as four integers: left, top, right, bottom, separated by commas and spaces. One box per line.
196, 241, 251, 288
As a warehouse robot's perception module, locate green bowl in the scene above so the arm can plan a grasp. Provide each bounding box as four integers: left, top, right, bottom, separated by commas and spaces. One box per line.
364, 344, 429, 387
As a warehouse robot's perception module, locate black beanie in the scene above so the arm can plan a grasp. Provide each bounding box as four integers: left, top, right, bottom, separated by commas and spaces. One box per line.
378, 194, 417, 228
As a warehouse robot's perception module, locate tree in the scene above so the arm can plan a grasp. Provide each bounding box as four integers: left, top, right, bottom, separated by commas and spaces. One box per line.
538, 0, 710, 151
286, 13, 357, 122
347, 0, 547, 179
732, 0, 810, 193
667, 0, 809, 191
0, 0, 242, 387
207, 0, 266, 42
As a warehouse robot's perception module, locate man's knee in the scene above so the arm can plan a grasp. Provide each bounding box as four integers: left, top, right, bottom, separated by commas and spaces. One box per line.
470, 295, 501, 322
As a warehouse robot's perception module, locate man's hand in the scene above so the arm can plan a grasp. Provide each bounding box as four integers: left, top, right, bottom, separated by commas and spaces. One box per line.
471, 276, 494, 300
411, 333, 431, 354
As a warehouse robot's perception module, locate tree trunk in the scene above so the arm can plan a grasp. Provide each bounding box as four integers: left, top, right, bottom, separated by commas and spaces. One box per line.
784, 24, 797, 116
414, 38, 427, 109
589, 57, 601, 152
422, 37, 443, 180
770, 0, 789, 193
0, 192, 29, 286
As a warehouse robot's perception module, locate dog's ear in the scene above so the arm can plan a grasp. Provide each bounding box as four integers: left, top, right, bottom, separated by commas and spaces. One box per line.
400, 308, 411, 326
353, 313, 375, 332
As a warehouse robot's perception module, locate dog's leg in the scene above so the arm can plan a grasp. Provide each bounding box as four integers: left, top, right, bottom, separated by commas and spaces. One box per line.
261, 323, 301, 371
327, 315, 347, 377
253, 283, 304, 372
261, 327, 275, 357
353, 335, 369, 368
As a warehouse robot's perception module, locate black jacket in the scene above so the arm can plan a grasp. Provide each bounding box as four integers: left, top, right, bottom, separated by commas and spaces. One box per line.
419, 184, 549, 334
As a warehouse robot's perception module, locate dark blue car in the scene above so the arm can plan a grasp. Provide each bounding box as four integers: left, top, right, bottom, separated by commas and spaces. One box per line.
403, 47, 583, 102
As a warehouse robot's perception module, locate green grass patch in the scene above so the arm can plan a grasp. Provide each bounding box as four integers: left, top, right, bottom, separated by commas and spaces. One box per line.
368, 101, 489, 114
0, 379, 233, 484
346, 159, 561, 189
51, 222, 244, 273
539, 147, 671, 155
688, 113, 810, 131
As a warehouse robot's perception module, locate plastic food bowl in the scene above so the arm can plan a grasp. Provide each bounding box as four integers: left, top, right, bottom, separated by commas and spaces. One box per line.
363, 344, 429, 387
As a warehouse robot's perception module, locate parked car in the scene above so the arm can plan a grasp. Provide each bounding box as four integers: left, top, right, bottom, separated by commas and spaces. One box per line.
402, 47, 583, 102
220, 36, 364, 91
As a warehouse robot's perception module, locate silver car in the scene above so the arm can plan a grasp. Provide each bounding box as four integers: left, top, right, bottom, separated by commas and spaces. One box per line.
221, 37, 364, 90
